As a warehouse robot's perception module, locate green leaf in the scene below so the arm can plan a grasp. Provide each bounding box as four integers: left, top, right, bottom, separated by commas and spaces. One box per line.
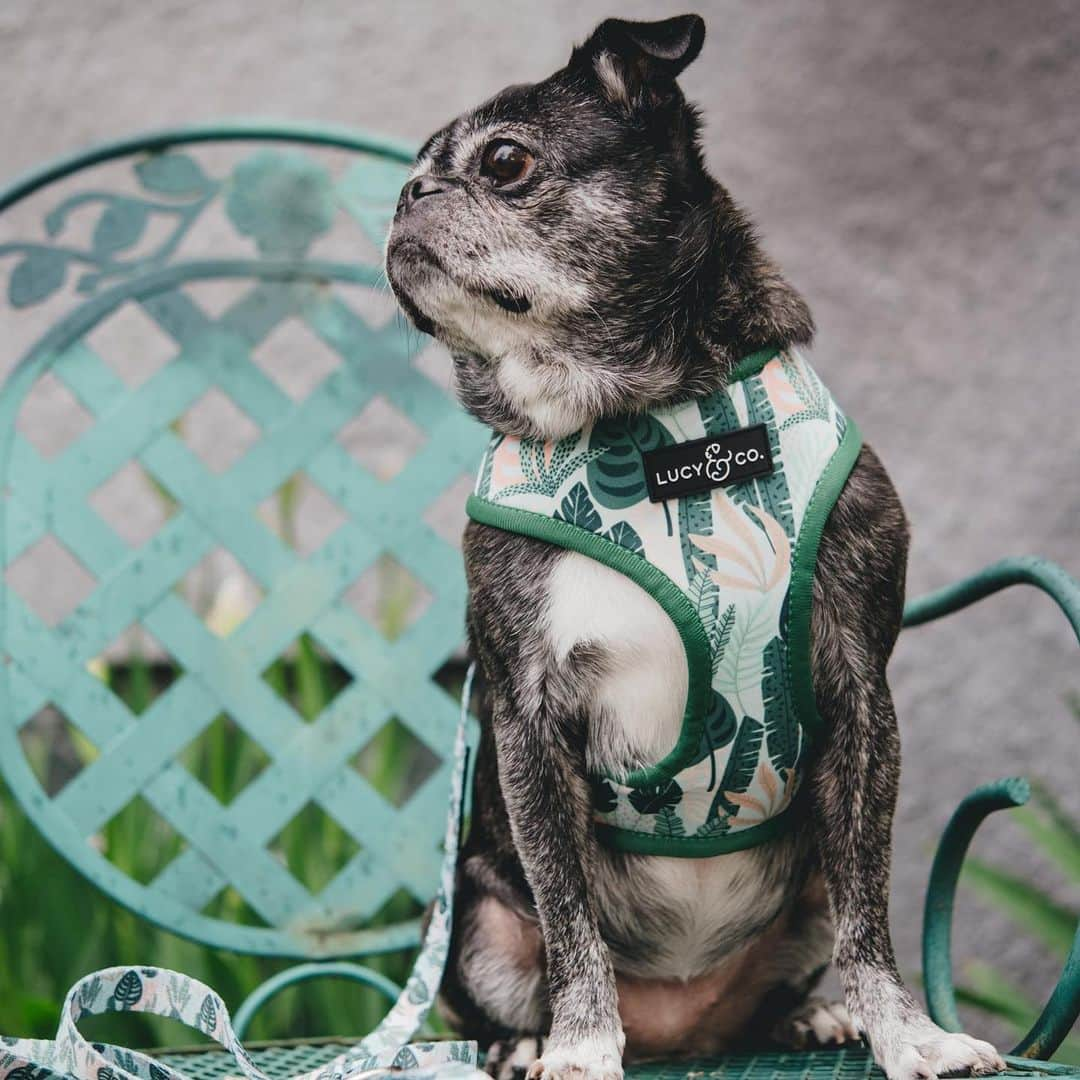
554, 482, 601, 532
587, 413, 671, 508
711, 717, 763, 819
92, 200, 148, 255
9, 249, 66, 308
112, 968, 142, 1009
628, 779, 682, 815
653, 806, 686, 838
961, 855, 1076, 955
135, 152, 213, 196
734, 375, 794, 539
711, 602, 736, 669
197, 991, 218, 1033
762, 636, 798, 771
603, 520, 643, 554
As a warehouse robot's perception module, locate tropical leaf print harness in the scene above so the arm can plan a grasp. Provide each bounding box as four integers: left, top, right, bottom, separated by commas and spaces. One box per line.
467, 347, 862, 857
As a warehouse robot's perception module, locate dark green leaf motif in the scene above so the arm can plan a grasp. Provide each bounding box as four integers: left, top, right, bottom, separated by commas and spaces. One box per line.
135, 153, 213, 196
734, 375, 794, 540
762, 636, 798, 772
587, 414, 671, 508
693, 690, 738, 781
111, 969, 142, 1010
710, 717, 764, 820
150, 1065, 170, 1080
9, 250, 66, 308
393, 1048, 421, 1070
554, 482, 602, 532
603, 520, 643, 555
654, 806, 686, 838
628, 779, 682, 816
197, 992, 217, 1034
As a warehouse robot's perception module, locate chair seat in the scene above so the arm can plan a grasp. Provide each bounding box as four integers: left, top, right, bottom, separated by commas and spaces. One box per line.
153, 1042, 1080, 1080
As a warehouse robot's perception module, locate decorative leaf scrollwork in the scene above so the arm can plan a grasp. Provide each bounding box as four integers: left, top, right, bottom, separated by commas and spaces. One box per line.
0, 151, 219, 308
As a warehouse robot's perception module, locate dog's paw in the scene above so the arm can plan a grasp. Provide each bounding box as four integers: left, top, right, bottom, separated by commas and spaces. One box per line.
486, 1037, 546, 1080
524, 1033, 623, 1080
875, 1020, 1005, 1080
773, 997, 860, 1049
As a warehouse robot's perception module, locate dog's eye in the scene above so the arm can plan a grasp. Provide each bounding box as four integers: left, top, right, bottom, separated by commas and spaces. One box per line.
480, 141, 535, 187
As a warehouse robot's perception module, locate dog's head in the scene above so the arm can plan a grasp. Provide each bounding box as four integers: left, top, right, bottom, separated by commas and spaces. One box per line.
385, 15, 811, 439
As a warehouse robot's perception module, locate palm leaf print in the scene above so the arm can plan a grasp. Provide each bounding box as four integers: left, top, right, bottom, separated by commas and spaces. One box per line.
710, 716, 764, 820
779, 353, 831, 430
554, 482, 602, 531
734, 374, 795, 540
654, 806, 687, 838
495, 434, 606, 498
587, 413, 671, 508
698, 386, 741, 435
603, 520, 644, 554
762, 635, 798, 772
711, 602, 736, 672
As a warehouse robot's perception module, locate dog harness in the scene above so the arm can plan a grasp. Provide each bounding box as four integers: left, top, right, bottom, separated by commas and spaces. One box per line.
467, 346, 862, 857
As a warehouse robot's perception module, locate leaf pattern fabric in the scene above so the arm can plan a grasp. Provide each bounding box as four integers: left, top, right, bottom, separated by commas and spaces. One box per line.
472, 349, 855, 851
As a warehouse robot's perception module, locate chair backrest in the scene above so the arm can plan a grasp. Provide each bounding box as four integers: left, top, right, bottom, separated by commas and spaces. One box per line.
0, 125, 488, 960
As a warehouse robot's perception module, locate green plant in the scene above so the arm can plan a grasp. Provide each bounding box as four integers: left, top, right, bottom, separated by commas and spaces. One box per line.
955, 771, 1080, 1064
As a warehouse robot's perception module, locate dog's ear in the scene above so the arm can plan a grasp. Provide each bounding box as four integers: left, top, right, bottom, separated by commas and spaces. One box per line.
571, 15, 705, 110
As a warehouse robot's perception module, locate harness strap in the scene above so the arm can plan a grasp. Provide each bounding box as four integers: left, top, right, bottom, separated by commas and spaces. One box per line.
0, 666, 482, 1080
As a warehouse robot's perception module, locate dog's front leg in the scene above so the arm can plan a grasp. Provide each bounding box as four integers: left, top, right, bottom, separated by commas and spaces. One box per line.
810, 666, 1005, 1080
489, 686, 624, 1080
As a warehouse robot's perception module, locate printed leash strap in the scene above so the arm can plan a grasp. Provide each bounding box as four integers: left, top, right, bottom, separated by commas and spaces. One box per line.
0, 668, 483, 1080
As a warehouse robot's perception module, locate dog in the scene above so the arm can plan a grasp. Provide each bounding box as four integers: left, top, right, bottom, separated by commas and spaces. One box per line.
385, 15, 1005, 1080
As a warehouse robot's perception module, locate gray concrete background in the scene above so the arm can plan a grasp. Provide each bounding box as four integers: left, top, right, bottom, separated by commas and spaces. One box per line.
2, 0, 1079, 1041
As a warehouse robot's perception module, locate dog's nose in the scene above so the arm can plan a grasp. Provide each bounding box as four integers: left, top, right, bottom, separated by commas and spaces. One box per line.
400, 174, 449, 213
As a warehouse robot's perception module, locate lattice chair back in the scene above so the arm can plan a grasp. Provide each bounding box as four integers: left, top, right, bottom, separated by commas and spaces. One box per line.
0, 126, 488, 962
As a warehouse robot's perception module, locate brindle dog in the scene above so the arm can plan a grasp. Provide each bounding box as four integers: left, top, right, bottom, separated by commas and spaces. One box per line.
385, 15, 1004, 1080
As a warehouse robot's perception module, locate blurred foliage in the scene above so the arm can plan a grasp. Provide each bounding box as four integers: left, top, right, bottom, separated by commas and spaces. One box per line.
955, 700, 1080, 1064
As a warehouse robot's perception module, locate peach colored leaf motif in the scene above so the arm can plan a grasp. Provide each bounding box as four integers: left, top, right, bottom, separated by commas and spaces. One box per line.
690, 494, 790, 594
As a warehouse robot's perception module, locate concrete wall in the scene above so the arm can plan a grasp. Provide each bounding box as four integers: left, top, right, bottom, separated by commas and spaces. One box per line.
3, 0, 1078, 1041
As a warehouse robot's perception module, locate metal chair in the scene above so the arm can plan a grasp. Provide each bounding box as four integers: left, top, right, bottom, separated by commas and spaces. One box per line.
0, 124, 1075, 1080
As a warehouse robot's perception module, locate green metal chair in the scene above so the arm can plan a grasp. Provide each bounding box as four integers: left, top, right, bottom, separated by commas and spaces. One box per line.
0, 124, 1076, 1080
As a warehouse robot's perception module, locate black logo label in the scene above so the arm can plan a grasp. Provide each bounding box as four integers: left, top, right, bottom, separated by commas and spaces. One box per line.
643, 425, 774, 502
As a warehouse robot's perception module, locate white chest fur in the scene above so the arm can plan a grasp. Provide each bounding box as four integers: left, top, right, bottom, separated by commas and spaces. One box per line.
544, 551, 788, 981
546, 550, 686, 775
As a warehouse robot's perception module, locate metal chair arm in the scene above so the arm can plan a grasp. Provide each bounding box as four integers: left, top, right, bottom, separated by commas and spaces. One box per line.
233, 961, 403, 1040
922, 778, 1080, 1059
906, 556, 1080, 1059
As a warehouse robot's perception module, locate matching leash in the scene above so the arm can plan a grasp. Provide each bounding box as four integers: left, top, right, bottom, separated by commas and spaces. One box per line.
0, 667, 483, 1080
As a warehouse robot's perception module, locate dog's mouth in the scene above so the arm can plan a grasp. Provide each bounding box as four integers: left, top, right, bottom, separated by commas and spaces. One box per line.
387, 235, 532, 328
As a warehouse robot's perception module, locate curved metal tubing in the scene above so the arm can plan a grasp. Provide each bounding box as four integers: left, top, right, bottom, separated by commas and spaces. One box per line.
902, 555, 1080, 641
908, 555, 1080, 1059
0, 119, 415, 214
923, 778, 1080, 1060
232, 961, 403, 1040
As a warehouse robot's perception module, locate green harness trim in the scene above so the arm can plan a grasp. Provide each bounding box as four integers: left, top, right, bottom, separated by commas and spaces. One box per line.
468, 347, 862, 856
